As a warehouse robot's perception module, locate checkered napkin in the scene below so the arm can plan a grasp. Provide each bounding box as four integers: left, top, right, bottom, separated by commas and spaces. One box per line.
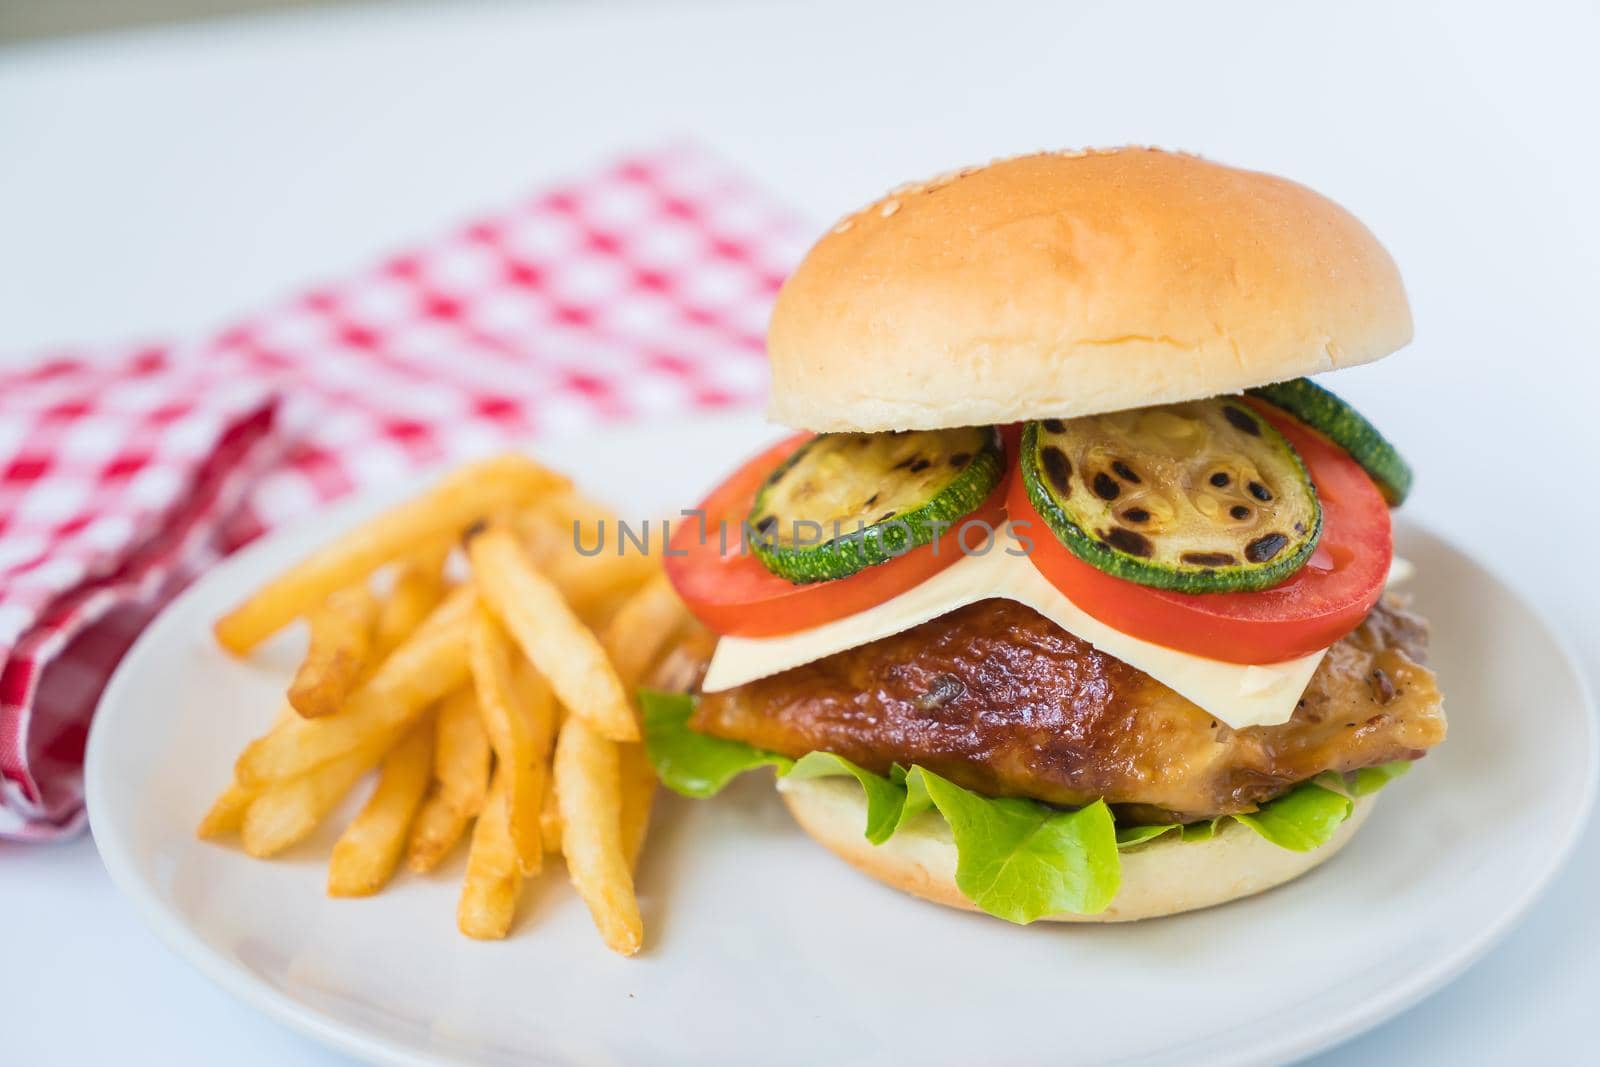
0, 146, 807, 840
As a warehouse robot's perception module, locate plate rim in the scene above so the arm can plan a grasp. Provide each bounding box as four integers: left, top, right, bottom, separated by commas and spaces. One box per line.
85, 445, 1599, 1067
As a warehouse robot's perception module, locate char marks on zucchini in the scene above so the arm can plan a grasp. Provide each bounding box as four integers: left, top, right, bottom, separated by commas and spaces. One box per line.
748, 426, 1003, 583
1020, 399, 1323, 593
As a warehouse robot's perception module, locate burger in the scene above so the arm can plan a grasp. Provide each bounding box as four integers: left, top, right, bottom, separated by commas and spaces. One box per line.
642, 147, 1445, 924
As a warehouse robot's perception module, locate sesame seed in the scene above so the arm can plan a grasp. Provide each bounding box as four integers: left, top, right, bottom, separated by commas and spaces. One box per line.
879, 199, 901, 217
1058, 148, 1088, 158
832, 219, 855, 234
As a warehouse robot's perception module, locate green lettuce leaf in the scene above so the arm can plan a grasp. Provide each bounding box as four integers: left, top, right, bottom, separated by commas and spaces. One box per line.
639, 689, 791, 797
640, 690, 1120, 921
1352, 759, 1413, 796
1115, 824, 1180, 849
787, 751, 906, 844
1232, 782, 1353, 851
906, 767, 1119, 922
640, 689, 1413, 922
784, 758, 1120, 920
1116, 761, 1419, 852
892, 761, 935, 835
1115, 819, 1223, 847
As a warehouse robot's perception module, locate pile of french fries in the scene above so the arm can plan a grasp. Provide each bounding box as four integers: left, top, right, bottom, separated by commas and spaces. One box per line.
198, 454, 700, 955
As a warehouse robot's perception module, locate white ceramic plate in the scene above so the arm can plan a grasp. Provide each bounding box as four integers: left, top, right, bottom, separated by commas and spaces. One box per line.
88, 412, 1596, 1067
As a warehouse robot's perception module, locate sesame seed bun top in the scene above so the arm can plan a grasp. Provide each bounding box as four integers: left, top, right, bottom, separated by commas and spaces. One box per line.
766, 148, 1412, 432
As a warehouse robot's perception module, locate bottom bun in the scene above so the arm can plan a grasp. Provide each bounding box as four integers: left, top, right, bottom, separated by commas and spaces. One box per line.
777, 776, 1376, 923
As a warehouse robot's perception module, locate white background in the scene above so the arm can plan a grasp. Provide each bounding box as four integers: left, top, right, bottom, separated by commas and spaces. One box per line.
2, 0, 1597, 1062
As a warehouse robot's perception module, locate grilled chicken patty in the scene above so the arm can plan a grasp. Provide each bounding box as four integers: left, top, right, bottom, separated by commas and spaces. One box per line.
691, 597, 1445, 821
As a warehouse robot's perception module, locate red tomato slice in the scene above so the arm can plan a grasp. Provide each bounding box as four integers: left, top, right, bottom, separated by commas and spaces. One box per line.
665, 433, 1006, 636
1007, 401, 1392, 663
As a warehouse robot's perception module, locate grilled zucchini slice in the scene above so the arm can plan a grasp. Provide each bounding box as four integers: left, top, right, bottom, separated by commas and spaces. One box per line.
1247, 377, 1413, 505
1021, 400, 1322, 593
749, 426, 1003, 583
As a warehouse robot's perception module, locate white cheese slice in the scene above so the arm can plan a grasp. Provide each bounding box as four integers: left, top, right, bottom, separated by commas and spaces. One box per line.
702, 549, 1328, 730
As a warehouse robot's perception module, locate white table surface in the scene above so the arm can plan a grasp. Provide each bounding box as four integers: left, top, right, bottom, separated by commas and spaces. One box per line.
2, 1, 1597, 1062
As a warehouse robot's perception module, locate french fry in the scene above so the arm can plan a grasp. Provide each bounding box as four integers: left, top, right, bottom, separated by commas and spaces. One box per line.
467, 525, 638, 742
372, 547, 449, 657
554, 716, 643, 956
203, 562, 446, 838
531, 487, 666, 582
469, 607, 555, 875
592, 577, 685, 874
235, 586, 474, 787
328, 714, 435, 896
601, 573, 690, 690
529, 486, 627, 533
432, 685, 492, 816
215, 455, 568, 655
197, 705, 296, 838
618, 742, 656, 872
287, 585, 379, 718
515, 658, 559, 843
457, 771, 522, 940
196, 780, 256, 839
406, 688, 490, 871
406, 791, 468, 873
537, 697, 569, 853
539, 775, 563, 854
240, 745, 380, 857
202, 454, 690, 952
515, 511, 656, 627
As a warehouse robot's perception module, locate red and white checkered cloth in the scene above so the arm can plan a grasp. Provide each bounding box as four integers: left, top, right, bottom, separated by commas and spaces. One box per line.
0, 145, 807, 840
